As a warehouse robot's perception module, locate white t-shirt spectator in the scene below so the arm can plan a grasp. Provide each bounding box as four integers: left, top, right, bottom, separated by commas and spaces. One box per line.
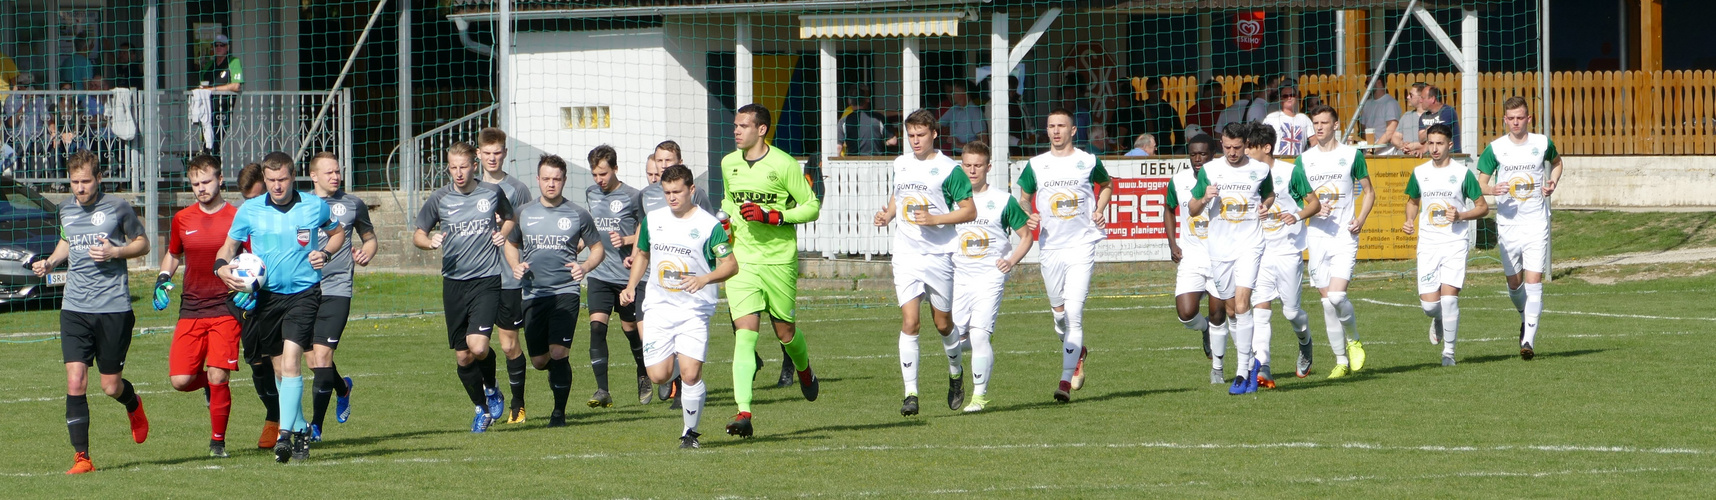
940, 104, 986, 145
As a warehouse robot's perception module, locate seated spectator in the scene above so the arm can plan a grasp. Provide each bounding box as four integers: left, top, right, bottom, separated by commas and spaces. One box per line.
1390, 82, 1430, 156
839, 89, 894, 156
1416, 84, 1460, 152
938, 80, 987, 152
1358, 79, 1402, 154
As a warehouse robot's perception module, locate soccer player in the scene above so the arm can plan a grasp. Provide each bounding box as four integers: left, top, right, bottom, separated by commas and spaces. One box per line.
1298, 104, 1375, 378
1188, 123, 1275, 395
873, 109, 975, 416
621, 164, 738, 449
583, 144, 652, 407
232, 160, 281, 449
1403, 124, 1488, 366
1244, 123, 1320, 387
308, 152, 374, 439
949, 140, 1034, 412
721, 103, 822, 437
506, 154, 604, 427
475, 128, 536, 422
1165, 134, 1229, 383
155, 154, 241, 458
637, 141, 734, 408
215, 154, 345, 463
1262, 86, 1313, 156
239, 162, 267, 200
37, 151, 150, 474
412, 142, 515, 433
1018, 108, 1112, 403
1475, 96, 1563, 360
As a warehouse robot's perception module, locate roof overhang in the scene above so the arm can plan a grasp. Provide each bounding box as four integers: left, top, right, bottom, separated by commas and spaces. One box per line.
447, 0, 984, 22
799, 12, 965, 39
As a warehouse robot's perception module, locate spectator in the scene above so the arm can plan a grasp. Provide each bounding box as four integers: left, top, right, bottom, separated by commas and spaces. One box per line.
1247, 75, 1283, 123
938, 80, 987, 152
4, 73, 52, 179
1137, 76, 1183, 154
1124, 133, 1156, 157
1417, 84, 1460, 152
1215, 81, 1256, 131
1392, 82, 1429, 155
197, 34, 243, 156
1261, 85, 1312, 156
60, 38, 96, 89
111, 42, 143, 89
1185, 79, 1223, 131
1358, 79, 1402, 154
839, 89, 894, 156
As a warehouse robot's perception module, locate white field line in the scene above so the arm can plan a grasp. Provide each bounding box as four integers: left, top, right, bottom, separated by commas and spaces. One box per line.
1356, 298, 1716, 322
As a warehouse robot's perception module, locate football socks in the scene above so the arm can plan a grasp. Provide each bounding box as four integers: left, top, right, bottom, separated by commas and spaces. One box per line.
622, 328, 647, 379
1523, 282, 1544, 346
547, 356, 573, 415
116, 379, 141, 412
1231, 310, 1255, 375
940, 330, 963, 377
681, 379, 706, 435
589, 321, 611, 391
278, 376, 305, 433
1321, 297, 1351, 366
731, 329, 760, 413
1440, 295, 1461, 357
66, 394, 90, 454
969, 327, 994, 397
252, 362, 281, 423
209, 381, 232, 443
456, 362, 488, 408
1209, 318, 1228, 370
310, 367, 339, 429
507, 355, 527, 410
1251, 307, 1273, 368
898, 332, 919, 396
780, 327, 810, 372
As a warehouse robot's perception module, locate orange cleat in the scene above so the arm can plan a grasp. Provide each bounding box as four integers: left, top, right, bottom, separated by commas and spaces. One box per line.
258, 421, 280, 449
66, 452, 95, 475
1257, 376, 1277, 390
127, 396, 149, 444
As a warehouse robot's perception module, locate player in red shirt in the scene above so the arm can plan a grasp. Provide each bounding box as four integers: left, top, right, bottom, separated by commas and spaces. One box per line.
154, 155, 244, 458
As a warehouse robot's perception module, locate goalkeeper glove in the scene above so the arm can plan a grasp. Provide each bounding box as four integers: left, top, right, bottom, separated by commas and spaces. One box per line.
739, 202, 785, 226
151, 273, 174, 311
231, 291, 256, 311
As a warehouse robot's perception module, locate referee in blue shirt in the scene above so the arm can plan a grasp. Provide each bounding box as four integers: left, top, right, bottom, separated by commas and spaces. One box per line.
216, 154, 345, 464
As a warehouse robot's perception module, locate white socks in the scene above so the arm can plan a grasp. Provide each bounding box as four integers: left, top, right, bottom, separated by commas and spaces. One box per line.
1181, 313, 1209, 332
1440, 296, 1460, 356
1508, 284, 1528, 315
681, 379, 706, 434
1330, 292, 1357, 341
1282, 302, 1311, 341
1523, 282, 1543, 345
898, 332, 919, 396
1321, 297, 1349, 365
1421, 299, 1444, 337
1052, 309, 1068, 342
1059, 305, 1085, 383
1209, 319, 1228, 370
940, 329, 963, 377
1231, 310, 1255, 373
1251, 308, 1273, 367
969, 327, 994, 396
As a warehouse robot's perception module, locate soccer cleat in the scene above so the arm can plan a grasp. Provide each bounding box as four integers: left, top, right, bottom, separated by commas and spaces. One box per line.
776, 360, 795, 389
1429, 321, 1441, 345
1070, 346, 1088, 390
1202, 330, 1212, 360
335, 377, 353, 424
470, 406, 491, 433
1442, 355, 1456, 367
638, 376, 654, 405
505, 406, 526, 424
274, 430, 293, 463
962, 395, 990, 413
1228, 375, 1248, 395
1348, 340, 1367, 372
1210, 367, 1225, 385
127, 396, 149, 444
1327, 364, 1352, 379
309, 424, 323, 443
586, 389, 613, 408
1521, 342, 1535, 361
797, 367, 820, 402
259, 421, 280, 449
66, 452, 94, 475
547, 411, 567, 428
752, 353, 765, 381
680, 430, 702, 449
900, 394, 920, 416
668, 394, 682, 410
947, 372, 965, 411
1257, 364, 1275, 390
657, 376, 678, 401
1053, 381, 1072, 403
485, 388, 505, 420
725, 412, 753, 438
291, 430, 311, 461
209, 439, 228, 458
1296, 340, 1314, 378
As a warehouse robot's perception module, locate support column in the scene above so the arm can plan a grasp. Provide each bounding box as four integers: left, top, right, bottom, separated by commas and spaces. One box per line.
1461, 9, 1478, 153
1284, 10, 1300, 78
736, 15, 753, 107
1639, 0, 1662, 71
991, 12, 1010, 171
902, 37, 920, 156
1370, 8, 1386, 70
400, 0, 415, 201
819, 38, 837, 160
144, 0, 161, 268
497, 0, 513, 173
1542, 0, 1552, 136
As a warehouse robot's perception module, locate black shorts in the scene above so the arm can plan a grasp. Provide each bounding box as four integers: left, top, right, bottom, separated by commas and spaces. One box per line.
244, 287, 322, 364
443, 276, 501, 351
61, 310, 135, 375
497, 288, 525, 331
314, 295, 352, 349
524, 293, 582, 357
586, 279, 641, 323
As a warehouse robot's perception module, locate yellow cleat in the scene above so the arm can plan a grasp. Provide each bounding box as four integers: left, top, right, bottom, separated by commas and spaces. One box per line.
1348, 340, 1367, 372
505, 407, 526, 424
1327, 364, 1352, 379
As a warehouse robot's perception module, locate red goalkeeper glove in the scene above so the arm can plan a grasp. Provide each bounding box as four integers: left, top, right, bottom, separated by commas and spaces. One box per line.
739, 202, 785, 226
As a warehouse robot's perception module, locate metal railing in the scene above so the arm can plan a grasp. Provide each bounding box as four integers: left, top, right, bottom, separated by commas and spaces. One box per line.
2, 90, 146, 190
405, 103, 499, 214
168, 89, 354, 184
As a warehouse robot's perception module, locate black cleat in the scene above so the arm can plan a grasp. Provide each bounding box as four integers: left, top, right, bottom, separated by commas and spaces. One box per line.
1521, 342, 1535, 361
637, 376, 654, 405
547, 411, 567, 428
776, 363, 795, 388
725, 412, 753, 438
680, 430, 701, 449
291, 429, 310, 461
797, 366, 820, 402
900, 395, 920, 416
948, 373, 965, 410
1053, 381, 1072, 403
668, 394, 682, 410
657, 376, 678, 401
273, 431, 293, 463
208, 439, 228, 458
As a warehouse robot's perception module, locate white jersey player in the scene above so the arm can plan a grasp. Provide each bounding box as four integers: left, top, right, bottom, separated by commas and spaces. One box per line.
873, 109, 975, 416
949, 140, 1036, 412
1189, 123, 1275, 396
1402, 124, 1488, 366
1244, 123, 1320, 387
619, 165, 737, 449
1165, 135, 1229, 384
1019, 109, 1113, 403
1475, 96, 1563, 361
1297, 105, 1376, 379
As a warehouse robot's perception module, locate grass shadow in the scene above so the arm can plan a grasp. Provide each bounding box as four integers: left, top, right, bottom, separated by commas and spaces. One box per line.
308, 446, 458, 461
313, 428, 466, 448
700, 419, 926, 448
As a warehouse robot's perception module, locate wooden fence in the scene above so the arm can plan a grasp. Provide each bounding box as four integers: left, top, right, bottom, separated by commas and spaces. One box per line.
1131, 70, 1715, 155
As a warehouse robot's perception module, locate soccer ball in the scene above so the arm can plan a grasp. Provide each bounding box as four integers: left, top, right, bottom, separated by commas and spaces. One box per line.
231, 253, 265, 292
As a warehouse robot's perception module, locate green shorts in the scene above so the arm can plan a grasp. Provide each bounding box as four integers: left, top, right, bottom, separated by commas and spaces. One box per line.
725, 262, 798, 324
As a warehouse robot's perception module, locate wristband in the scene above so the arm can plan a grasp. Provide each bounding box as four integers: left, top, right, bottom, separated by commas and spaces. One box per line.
213, 258, 229, 273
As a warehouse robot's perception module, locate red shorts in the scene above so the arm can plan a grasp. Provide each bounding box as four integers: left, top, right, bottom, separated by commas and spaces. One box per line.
170, 316, 242, 376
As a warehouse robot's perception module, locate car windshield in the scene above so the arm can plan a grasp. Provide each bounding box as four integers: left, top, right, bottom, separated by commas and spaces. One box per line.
0, 184, 55, 215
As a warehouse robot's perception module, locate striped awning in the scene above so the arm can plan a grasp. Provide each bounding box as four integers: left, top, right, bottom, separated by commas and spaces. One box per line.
799, 12, 964, 39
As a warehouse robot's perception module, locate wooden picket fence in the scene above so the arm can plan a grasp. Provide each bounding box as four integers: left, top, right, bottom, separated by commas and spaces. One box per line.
1131, 70, 1715, 155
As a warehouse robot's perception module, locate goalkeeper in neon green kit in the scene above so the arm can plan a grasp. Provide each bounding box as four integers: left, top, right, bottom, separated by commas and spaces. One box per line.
721, 104, 822, 438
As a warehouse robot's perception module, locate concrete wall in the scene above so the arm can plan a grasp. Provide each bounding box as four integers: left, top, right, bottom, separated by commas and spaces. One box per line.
1553, 156, 1716, 208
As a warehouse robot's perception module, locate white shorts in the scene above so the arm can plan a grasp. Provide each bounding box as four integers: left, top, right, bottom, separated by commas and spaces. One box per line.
640, 316, 709, 367
1497, 224, 1549, 276
1174, 253, 1215, 297
1416, 244, 1469, 295
893, 251, 955, 310
1307, 235, 1358, 289
952, 265, 1007, 333
1252, 252, 1304, 304
1040, 245, 1096, 309
1208, 250, 1262, 301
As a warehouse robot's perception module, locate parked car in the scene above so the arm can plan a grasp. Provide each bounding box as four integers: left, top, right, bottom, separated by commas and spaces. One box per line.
0, 177, 67, 305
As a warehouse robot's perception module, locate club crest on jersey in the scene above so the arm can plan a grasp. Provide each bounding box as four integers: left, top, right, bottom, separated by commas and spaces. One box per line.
1075, 160, 1088, 170
986, 200, 996, 210
609, 199, 624, 213
1248, 172, 1259, 181
767, 171, 779, 182
90, 211, 107, 227
477, 199, 492, 213
297, 229, 312, 246
557, 217, 572, 231
1449, 174, 1457, 184
331, 203, 347, 217
1338, 158, 1349, 167
929, 167, 940, 176
1532, 147, 1542, 156
689, 228, 700, 240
